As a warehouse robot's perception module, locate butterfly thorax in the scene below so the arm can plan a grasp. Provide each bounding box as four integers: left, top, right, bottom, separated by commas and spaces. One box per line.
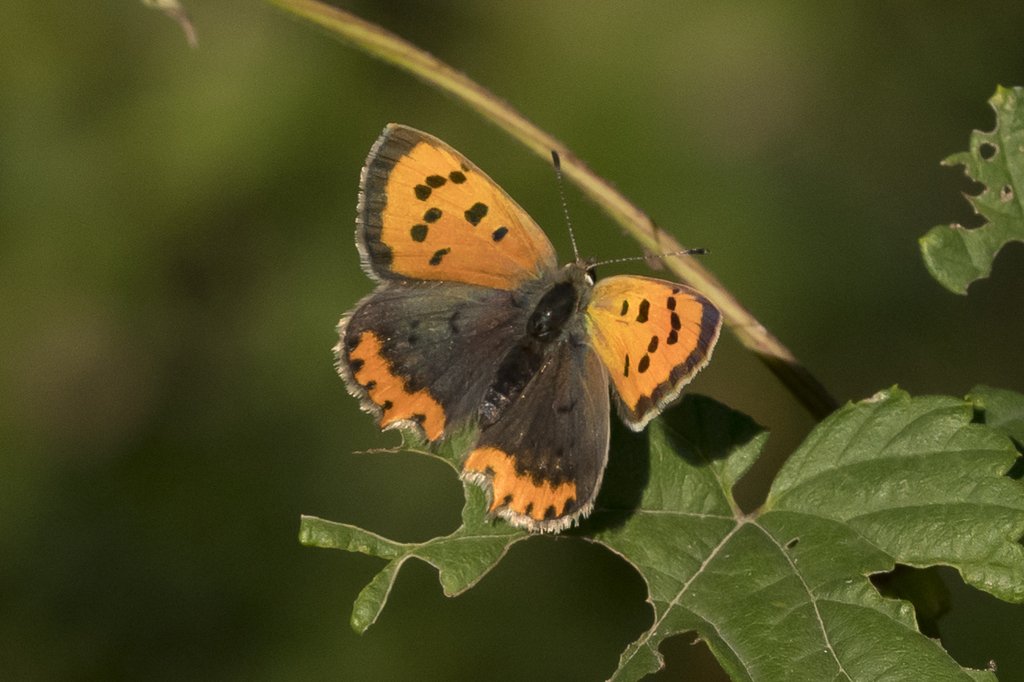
527, 260, 596, 338
479, 262, 595, 426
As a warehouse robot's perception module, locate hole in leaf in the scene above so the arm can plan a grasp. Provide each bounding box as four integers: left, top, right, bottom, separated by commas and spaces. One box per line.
785, 537, 799, 549
1001, 185, 1014, 202
870, 564, 950, 639
979, 142, 998, 159
652, 634, 731, 681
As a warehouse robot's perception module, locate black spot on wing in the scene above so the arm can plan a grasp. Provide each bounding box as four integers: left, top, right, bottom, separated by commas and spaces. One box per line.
648, 335, 659, 353
423, 207, 442, 223
465, 202, 489, 226
636, 299, 650, 323
410, 224, 428, 242
638, 355, 650, 373
492, 226, 509, 242
620, 300, 629, 316
429, 248, 451, 266
449, 170, 467, 184
425, 175, 447, 188
414, 185, 431, 201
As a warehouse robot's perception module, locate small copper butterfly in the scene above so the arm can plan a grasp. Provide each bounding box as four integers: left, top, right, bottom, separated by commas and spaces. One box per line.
336, 124, 722, 533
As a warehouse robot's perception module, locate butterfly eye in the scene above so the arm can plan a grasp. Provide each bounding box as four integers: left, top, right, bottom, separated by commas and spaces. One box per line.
586, 266, 598, 283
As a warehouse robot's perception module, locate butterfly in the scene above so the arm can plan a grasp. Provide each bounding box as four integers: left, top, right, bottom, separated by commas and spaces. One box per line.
335, 124, 722, 533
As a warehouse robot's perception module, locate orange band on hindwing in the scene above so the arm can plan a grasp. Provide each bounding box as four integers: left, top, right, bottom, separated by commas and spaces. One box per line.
463, 446, 577, 522
347, 331, 446, 440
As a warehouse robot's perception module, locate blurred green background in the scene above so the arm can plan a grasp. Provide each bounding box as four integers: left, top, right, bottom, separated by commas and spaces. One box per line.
2, 1, 1023, 680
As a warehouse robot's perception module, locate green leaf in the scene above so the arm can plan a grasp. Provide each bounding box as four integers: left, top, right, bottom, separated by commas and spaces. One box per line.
968, 384, 1024, 481
596, 389, 1023, 681
920, 85, 1024, 294
968, 384, 1024, 446
309, 390, 1024, 679
767, 388, 1024, 603
870, 565, 950, 638
300, 427, 528, 633
300, 508, 526, 632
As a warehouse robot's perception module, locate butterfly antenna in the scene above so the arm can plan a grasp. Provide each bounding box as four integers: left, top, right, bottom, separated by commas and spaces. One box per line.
551, 150, 581, 261
593, 248, 710, 269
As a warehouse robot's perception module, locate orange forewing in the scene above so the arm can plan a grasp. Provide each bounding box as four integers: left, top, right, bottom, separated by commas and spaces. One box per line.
376, 129, 557, 289
586, 275, 722, 429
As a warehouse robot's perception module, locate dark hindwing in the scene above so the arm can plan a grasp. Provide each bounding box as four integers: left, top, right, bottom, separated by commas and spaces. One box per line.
463, 339, 611, 533
337, 281, 522, 441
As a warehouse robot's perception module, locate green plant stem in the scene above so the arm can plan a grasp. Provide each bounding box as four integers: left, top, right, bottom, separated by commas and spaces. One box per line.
266, 0, 838, 420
